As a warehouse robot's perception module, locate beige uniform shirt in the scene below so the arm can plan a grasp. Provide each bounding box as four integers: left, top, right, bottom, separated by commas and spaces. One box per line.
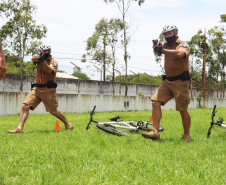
31, 55, 58, 84
162, 37, 190, 77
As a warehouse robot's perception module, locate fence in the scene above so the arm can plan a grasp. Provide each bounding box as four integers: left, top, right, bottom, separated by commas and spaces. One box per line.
1, 74, 226, 98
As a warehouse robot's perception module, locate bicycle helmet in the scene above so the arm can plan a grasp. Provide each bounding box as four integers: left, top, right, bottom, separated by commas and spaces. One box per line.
37, 44, 51, 54
162, 24, 178, 34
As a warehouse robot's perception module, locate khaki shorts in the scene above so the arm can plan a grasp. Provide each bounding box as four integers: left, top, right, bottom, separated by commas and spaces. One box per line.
24, 87, 58, 112
151, 79, 190, 111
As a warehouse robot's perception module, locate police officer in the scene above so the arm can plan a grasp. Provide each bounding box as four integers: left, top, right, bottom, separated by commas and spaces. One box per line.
142, 24, 191, 141
8, 44, 74, 133
0, 42, 7, 80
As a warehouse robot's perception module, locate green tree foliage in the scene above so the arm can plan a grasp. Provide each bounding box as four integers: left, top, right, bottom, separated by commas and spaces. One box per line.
104, 0, 145, 96
220, 14, 226, 23
4, 50, 37, 75
82, 18, 123, 81
208, 26, 226, 88
72, 68, 90, 80
0, 0, 47, 57
114, 73, 162, 85
187, 30, 214, 84
0, 0, 47, 91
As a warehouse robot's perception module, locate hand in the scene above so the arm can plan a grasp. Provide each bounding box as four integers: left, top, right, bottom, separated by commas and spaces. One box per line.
43, 53, 50, 60
38, 55, 45, 63
153, 41, 163, 54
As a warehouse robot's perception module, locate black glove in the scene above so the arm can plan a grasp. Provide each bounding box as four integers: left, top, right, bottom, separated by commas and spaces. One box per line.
43, 53, 50, 59
38, 53, 50, 63
154, 44, 163, 54
38, 55, 45, 63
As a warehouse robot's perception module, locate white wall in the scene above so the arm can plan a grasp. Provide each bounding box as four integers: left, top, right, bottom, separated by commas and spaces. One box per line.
1, 92, 225, 116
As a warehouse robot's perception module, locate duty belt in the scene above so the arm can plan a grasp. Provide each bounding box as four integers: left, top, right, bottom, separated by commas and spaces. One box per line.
31, 80, 57, 90
162, 71, 190, 82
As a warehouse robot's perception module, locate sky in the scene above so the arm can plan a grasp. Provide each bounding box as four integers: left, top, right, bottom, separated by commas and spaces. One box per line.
3, 0, 226, 80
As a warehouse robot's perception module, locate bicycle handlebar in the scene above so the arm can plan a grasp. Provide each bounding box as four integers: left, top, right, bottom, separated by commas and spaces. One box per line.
208, 105, 217, 137
86, 105, 96, 130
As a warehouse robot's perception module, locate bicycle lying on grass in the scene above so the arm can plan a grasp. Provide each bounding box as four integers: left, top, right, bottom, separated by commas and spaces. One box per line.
86, 106, 164, 136
207, 105, 226, 138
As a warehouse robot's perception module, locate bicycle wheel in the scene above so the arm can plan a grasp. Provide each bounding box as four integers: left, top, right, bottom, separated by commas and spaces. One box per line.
129, 121, 164, 132
96, 123, 129, 136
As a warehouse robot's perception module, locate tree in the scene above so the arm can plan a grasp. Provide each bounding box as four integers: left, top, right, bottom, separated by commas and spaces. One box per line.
188, 30, 214, 86
0, 0, 47, 91
72, 68, 90, 80
104, 0, 145, 96
220, 14, 226, 23
4, 50, 37, 75
82, 18, 123, 82
208, 26, 226, 97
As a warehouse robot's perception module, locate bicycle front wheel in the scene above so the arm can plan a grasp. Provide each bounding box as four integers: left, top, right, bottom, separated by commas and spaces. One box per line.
129, 121, 164, 132
96, 123, 129, 136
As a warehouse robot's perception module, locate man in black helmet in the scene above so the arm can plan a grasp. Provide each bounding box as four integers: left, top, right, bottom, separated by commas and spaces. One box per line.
142, 24, 191, 141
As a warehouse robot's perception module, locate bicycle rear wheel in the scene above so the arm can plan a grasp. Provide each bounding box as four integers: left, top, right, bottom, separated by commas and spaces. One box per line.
129, 121, 164, 132
96, 123, 129, 136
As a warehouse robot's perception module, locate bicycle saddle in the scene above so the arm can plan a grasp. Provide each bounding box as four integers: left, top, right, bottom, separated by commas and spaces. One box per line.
110, 115, 120, 121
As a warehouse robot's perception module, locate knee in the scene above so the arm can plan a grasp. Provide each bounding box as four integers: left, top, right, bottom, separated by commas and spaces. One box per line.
152, 101, 161, 108
50, 111, 56, 115
22, 103, 30, 111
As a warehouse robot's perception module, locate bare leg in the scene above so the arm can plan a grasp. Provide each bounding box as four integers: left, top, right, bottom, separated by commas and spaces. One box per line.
152, 101, 162, 132
50, 111, 70, 127
18, 103, 31, 130
180, 110, 191, 136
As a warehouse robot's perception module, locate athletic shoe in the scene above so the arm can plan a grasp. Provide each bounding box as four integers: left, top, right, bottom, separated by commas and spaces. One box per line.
65, 123, 74, 130
181, 135, 192, 141
142, 130, 160, 140
8, 128, 23, 133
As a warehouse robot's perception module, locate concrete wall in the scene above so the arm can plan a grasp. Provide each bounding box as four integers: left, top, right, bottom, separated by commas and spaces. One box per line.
1, 74, 226, 98
1, 92, 226, 116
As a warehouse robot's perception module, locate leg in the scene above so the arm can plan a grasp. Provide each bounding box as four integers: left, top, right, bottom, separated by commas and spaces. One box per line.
50, 111, 73, 130
18, 104, 31, 130
142, 101, 162, 139
152, 101, 162, 132
8, 103, 31, 133
180, 110, 191, 136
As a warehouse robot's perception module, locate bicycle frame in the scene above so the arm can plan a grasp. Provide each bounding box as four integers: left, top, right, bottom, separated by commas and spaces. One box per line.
86, 106, 138, 131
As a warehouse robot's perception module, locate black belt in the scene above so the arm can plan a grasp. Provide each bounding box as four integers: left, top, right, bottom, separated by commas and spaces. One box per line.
166, 74, 184, 81
162, 71, 190, 82
31, 80, 57, 89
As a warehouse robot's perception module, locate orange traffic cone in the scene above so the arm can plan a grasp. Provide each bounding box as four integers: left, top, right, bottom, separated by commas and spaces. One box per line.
55, 120, 60, 131
150, 115, 153, 122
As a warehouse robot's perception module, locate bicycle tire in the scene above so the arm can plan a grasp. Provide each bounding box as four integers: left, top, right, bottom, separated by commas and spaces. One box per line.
96, 123, 129, 136
129, 121, 164, 132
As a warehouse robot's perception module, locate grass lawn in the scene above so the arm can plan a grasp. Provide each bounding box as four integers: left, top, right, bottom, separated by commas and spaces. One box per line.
0, 107, 225, 185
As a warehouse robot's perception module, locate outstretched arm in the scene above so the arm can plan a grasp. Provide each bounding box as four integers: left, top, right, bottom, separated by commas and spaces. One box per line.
0, 43, 7, 80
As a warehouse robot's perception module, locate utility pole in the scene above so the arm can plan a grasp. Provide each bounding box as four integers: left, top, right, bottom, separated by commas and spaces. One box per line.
130, 70, 139, 95
114, 68, 121, 95
70, 62, 81, 94
203, 29, 206, 107
94, 65, 102, 94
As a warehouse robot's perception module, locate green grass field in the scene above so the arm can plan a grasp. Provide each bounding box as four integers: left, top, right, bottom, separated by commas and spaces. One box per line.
1, 107, 226, 185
